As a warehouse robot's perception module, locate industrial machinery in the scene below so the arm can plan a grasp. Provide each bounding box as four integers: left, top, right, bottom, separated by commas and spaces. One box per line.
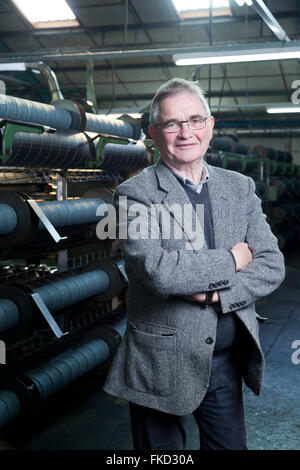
0, 68, 154, 440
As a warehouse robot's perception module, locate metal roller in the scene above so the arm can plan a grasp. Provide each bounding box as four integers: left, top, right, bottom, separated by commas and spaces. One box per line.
235, 142, 249, 155
0, 299, 19, 332
205, 151, 223, 167
239, 154, 261, 173
33, 269, 110, 313
271, 178, 300, 199
221, 152, 243, 171
0, 258, 126, 339
101, 141, 148, 173
0, 270, 108, 337
0, 390, 21, 427
0, 94, 139, 139
253, 145, 276, 160
28, 339, 111, 400
37, 198, 106, 229
252, 145, 293, 164
7, 130, 95, 169
0, 317, 127, 428
255, 182, 267, 198
270, 203, 299, 225
273, 150, 293, 163
210, 137, 232, 152
0, 94, 71, 129
0, 191, 108, 247
0, 203, 17, 235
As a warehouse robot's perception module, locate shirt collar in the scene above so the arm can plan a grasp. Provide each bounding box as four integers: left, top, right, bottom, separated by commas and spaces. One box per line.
168, 162, 210, 194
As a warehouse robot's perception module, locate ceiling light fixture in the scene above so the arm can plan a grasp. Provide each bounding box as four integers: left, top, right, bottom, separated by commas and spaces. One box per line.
173, 41, 300, 66
266, 105, 300, 114
234, 0, 253, 6
0, 63, 26, 71
11, 0, 79, 29
172, 0, 231, 19
172, 0, 229, 10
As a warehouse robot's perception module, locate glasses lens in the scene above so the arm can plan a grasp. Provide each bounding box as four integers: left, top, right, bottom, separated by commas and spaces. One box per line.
161, 118, 207, 132
163, 121, 180, 133
187, 118, 207, 129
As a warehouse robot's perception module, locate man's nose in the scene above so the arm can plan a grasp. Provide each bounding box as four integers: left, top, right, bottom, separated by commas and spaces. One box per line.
178, 121, 193, 138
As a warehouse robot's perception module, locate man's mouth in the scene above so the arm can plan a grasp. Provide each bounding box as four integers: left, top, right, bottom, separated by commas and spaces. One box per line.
176, 143, 197, 148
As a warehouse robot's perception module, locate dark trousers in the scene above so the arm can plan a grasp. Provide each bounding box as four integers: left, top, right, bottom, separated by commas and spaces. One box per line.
129, 350, 247, 450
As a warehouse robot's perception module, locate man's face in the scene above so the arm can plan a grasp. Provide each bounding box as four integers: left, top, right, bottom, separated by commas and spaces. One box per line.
149, 91, 214, 169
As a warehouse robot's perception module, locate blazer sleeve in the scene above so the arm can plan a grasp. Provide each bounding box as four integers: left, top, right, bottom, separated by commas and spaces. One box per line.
114, 181, 237, 298
217, 176, 286, 313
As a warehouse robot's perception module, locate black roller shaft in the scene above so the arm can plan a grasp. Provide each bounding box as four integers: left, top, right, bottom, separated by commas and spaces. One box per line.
8, 131, 94, 168
101, 141, 148, 172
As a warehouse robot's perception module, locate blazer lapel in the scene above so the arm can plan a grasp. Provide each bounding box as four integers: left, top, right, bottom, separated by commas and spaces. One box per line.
206, 164, 231, 249
154, 159, 201, 249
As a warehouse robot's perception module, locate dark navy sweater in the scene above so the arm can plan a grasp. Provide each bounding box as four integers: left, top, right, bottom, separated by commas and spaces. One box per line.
170, 169, 242, 353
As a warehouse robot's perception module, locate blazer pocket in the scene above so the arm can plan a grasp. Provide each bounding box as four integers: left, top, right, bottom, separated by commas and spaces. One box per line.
125, 322, 177, 396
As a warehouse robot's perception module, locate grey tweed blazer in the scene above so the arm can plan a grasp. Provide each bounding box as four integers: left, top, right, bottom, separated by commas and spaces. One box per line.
103, 158, 285, 415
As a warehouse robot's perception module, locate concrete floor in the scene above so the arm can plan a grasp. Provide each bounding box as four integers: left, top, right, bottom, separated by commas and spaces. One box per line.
1, 250, 300, 451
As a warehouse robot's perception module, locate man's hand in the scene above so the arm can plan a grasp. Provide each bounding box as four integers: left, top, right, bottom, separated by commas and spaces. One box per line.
181, 242, 253, 303
182, 291, 220, 303
230, 242, 253, 272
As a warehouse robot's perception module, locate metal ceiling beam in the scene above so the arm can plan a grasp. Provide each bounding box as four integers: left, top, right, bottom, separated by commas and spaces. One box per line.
4, 88, 292, 100
214, 118, 300, 128
251, 1, 290, 42
0, 39, 300, 64
235, 129, 300, 137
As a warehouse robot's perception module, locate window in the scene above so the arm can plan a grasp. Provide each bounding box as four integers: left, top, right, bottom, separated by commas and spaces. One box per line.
172, 0, 231, 19
11, 0, 79, 29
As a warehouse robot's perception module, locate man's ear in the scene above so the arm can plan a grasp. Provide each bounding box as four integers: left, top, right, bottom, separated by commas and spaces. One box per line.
148, 125, 158, 144
208, 116, 215, 139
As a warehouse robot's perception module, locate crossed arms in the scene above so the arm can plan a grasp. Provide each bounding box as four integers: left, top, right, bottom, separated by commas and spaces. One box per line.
183, 242, 253, 305
114, 176, 285, 313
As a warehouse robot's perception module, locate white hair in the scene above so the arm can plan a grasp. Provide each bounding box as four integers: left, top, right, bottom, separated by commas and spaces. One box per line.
149, 78, 211, 126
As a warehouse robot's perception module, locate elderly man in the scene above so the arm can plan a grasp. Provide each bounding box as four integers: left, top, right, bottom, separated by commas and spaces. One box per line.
103, 78, 285, 450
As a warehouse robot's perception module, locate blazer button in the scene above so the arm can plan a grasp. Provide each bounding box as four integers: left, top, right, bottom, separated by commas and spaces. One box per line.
206, 337, 214, 345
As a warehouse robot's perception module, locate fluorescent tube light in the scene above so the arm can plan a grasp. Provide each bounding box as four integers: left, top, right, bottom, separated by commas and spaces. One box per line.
174, 43, 300, 65
172, 0, 231, 19
0, 63, 26, 71
266, 106, 300, 114
172, 0, 229, 10
11, 0, 79, 28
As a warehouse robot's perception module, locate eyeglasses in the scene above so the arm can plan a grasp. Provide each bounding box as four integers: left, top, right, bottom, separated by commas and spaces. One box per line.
154, 117, 208, 133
